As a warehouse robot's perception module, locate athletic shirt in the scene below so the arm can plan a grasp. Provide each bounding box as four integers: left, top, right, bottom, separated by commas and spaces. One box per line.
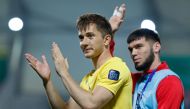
80, 57, 132, 109
132, 62, 184, 109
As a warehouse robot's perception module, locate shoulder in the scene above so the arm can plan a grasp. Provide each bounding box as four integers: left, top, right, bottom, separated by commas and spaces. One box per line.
156, 69, 184, 91
99, 57, 131, 81
107, 57, 130, 74
156, 69, 184, 96
156, 75, 184, 108
157, 75, 184, 93
110, 57, 131, 80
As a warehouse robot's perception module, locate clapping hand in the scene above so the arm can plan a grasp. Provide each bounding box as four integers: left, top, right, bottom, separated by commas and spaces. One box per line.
25, 53, 51, 83
51, 42, 69, 78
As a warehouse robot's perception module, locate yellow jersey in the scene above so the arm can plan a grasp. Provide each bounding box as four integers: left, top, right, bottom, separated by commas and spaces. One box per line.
80, 57, 132, 109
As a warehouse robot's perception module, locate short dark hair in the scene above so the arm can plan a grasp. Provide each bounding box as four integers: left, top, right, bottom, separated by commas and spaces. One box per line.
76, 13, 113, 38
127, 28, 161, 44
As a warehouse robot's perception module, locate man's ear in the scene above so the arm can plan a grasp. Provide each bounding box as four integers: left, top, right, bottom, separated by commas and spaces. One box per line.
104, 34, 112, 46
153, 42, 161, 53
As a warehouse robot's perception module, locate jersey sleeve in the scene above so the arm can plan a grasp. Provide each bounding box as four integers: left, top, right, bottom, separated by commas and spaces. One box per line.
156, 75, 184, 109
96, 65, 130, 95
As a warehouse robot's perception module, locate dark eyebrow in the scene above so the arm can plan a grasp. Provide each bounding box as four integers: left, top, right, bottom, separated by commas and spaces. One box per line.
86, 32, 94, 36
135, 43, 143, 47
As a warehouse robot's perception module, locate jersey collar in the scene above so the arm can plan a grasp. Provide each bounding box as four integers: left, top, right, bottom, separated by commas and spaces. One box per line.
145, 61, 169, 74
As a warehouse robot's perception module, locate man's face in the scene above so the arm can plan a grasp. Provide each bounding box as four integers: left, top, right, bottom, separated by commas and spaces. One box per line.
128, 37, 155, 71
78, 23, 105, 59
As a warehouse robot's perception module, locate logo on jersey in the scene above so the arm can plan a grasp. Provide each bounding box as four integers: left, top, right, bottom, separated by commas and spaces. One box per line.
108, 70, 120, 80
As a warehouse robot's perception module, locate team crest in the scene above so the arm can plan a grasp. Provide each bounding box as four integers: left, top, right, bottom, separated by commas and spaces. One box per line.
108, 70, 120, 80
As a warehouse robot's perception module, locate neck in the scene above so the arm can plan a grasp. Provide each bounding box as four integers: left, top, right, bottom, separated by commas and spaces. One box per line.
145, 56, 161, 72
92, 50, 112, 69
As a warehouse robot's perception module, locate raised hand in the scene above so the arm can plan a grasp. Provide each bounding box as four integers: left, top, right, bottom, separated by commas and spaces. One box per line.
25, 53, 51, 83
109, 3, 126, 33
51, 42, 69, 77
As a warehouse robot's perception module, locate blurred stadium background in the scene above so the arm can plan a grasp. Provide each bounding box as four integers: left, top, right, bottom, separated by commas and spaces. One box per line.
0, 0, 190, 108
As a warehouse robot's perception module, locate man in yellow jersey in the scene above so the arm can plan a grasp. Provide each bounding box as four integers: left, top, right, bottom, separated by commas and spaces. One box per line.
25, 4, 132, 109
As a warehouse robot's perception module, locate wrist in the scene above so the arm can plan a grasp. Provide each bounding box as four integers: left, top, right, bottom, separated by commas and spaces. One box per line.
60, 71, 70, 80
43, 79, 52, 87
58, 69, 69, 78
